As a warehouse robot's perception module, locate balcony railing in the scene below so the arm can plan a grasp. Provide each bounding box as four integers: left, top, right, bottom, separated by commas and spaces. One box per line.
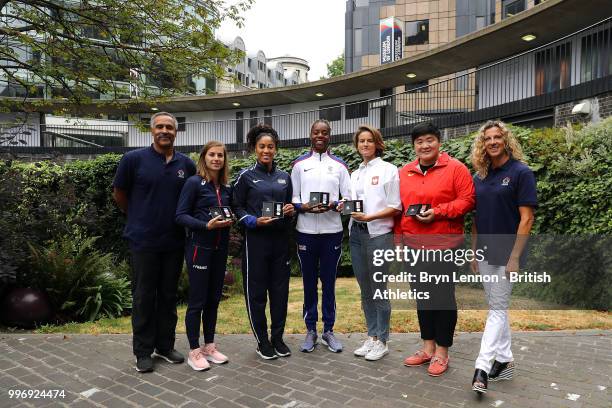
1, 17, 611, 154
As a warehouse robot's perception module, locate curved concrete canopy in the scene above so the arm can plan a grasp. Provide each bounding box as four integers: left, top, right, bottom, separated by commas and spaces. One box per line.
7, 0, 612, 114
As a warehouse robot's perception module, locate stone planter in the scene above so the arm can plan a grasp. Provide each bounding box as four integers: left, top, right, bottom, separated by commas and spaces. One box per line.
0, 287, 53, 329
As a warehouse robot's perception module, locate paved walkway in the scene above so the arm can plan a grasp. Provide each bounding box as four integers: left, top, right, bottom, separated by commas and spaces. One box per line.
0, 331, 610, 408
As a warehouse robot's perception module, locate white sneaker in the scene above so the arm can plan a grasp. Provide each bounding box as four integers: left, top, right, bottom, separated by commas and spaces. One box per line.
365, 340, 389, 361
354, 337, 376, 357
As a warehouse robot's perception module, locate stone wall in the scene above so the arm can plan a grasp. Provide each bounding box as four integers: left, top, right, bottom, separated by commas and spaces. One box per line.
554, 91, 612, 127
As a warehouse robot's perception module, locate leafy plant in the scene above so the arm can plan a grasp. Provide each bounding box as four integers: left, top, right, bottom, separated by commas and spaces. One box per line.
27, 235, 131, 322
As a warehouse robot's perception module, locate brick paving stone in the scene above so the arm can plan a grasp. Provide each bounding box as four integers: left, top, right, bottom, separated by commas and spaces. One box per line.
155, 392, 190, 406
207, 385, 242, 401
207, 398, 244, 408
133, 382, 164, 397
105, 383, 133, 398
234, 395, 270, 408
314, 388, 353, 404
183, 387, 216, 405
288, 390, 323, 406
125, 392, 159, 406
0, 332, 609, 407
263, 394, 294, 406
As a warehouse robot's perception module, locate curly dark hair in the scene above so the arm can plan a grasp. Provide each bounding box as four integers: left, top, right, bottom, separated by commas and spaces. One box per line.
246, 123, 280, 151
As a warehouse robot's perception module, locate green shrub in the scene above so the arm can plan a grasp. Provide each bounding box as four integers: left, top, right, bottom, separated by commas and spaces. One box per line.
3, 118, 611, 309
27, 235, 131, 322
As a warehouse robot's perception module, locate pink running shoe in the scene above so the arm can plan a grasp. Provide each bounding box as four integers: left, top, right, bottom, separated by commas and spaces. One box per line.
187, 348, 210, 371
202, 343, 228, 364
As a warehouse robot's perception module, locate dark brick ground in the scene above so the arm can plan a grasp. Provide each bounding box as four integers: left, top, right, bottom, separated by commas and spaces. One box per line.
0, 331, 610, 407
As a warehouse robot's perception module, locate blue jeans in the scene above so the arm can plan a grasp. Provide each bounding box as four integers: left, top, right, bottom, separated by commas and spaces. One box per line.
349, 224, 392, 343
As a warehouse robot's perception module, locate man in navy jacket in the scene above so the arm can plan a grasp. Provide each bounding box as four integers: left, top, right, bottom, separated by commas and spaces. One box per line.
113, 112, 196, 373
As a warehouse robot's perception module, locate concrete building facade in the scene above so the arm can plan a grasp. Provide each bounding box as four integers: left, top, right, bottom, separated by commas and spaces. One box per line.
345, 0, 546, 73
215, 37, 309, 94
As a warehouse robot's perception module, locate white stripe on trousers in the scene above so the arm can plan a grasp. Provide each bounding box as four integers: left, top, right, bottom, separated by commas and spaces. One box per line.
244, 231, 260, 344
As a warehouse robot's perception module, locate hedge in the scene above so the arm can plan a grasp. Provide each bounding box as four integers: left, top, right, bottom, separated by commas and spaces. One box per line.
1, 117, 610, 310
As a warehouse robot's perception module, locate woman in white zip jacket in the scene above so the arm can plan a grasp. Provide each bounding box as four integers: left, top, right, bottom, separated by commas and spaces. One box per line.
290, 119, 351, 353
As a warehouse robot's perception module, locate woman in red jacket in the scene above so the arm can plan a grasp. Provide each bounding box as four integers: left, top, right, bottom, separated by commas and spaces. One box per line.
396, 122, 475, 377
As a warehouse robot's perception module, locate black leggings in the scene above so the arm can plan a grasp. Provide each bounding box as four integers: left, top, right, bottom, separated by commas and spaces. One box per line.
411, 257, 458, 348
184, 242, 229, 349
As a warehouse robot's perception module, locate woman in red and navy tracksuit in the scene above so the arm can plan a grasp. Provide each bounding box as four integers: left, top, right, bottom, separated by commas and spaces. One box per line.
232, 124, 295, 360
176, 141, 233, 371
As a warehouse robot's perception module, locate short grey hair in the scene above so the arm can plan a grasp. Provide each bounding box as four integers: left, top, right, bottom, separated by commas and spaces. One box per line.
150, 111, 178, 129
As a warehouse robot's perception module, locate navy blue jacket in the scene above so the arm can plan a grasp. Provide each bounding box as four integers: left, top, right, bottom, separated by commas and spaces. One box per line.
175, 175, 232, 248
232, 161, 293, 232
113, 145, 196, 251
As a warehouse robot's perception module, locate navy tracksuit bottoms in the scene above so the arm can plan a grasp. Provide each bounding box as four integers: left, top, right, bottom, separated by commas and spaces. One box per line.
184, 241, 229, 349
242, 229, 290, 345
296, 231, 343, 332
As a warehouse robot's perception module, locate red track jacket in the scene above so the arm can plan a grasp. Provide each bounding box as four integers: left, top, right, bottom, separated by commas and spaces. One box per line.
394, 152, 475, 249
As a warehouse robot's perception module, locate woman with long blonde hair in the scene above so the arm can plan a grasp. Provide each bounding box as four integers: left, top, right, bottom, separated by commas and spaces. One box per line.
175, 140, 233, 371
470, 121, 537, 394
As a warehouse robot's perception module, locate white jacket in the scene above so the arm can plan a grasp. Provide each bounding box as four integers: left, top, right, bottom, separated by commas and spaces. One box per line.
349, 157, 401, 236
291, 150, 351, 234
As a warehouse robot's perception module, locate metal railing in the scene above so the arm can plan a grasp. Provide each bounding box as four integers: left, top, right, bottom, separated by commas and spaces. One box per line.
1, 17, 611, 154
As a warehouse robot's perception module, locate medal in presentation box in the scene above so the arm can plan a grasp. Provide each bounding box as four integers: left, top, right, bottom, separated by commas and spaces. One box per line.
309, 192, 330, 206
262, 201, 284, 218
342, 200, 364, 215
405, 203, 431, 217
209, 206, 234, 220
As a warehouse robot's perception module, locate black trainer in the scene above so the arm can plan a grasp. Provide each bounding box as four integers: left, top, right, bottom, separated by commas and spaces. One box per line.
472, 369, 488, 394
489, 360, 515, 382
272, 338, 291, 357
256, 341, 278, 360
135, 356, 154, 373
153, 349, 185, 364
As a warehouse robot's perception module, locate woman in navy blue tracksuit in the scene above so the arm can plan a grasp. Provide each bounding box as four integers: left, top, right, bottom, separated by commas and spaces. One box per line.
176, 141, 233, 371
232, 124, 295, 360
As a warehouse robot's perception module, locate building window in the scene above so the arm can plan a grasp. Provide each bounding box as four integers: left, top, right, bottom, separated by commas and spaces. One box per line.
405, 20, 429, 46
319, 104, 342, 122
249, 110, 258, 128
264, 109, 272, 125
580, 28, 611, 82
535, 42, 571, 95
454, 70, 470, 91
236, 112, 244, 144
354, 28, 363, 55
502, 0, 525, 19
345, 100, 368, 119
258, 61, 265, 71
476, 16, 486, 31
405, 80, 428, 92
176, 117, 186, 132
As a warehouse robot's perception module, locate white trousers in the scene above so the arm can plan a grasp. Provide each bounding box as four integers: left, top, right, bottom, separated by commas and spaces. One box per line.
475, 260, 514, 373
